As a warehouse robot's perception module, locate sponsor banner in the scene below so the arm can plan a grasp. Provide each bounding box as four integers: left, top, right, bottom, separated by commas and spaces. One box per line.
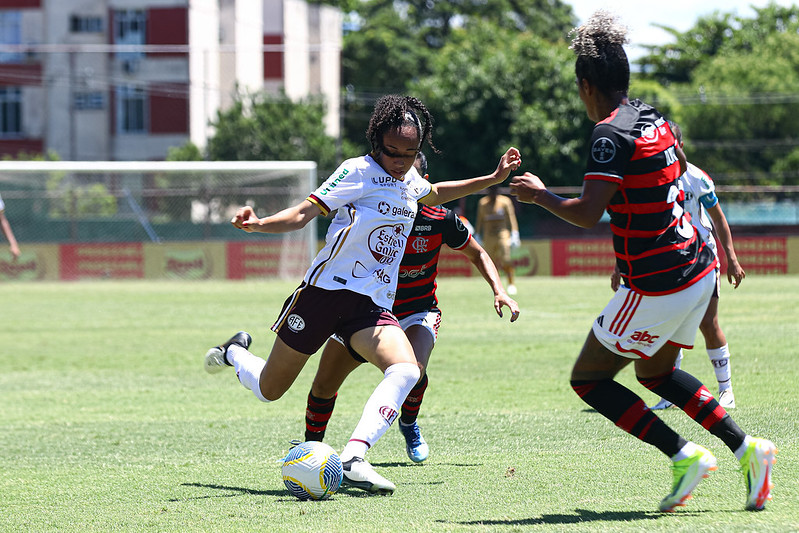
0, 245, 59, 281
437, 247, 472, 277
59, 243, 144, 280
720, 236, 788, 275
143, 242, 226, 279
551, 239, 615, 276
226, 241, 307, 280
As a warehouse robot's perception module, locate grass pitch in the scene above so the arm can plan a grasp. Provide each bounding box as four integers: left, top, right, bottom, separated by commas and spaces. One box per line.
1, 276, 797, 532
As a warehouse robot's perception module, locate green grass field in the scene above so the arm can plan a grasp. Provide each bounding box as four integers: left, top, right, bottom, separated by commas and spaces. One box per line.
1, 276, 797, 532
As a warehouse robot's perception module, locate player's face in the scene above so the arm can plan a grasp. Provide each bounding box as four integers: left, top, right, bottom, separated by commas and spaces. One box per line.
375, 126, 420, 180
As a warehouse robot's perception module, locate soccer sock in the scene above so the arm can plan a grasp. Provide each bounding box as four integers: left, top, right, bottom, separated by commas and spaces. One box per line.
227, 344, 270, 403
638, 368, 745, 452
707, 345, 732, 391
400, 373, 428, 425
340, 362, 420, 462
305, 391, 337, 442
571, 379, 686, 457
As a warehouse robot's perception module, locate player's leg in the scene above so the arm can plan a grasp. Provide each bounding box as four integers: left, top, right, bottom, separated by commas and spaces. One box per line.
338, 324, 420, 494
651, 349, 683, 410
699, 295, 735, 407
398, 323, 435, 462
305, 337, 363, 441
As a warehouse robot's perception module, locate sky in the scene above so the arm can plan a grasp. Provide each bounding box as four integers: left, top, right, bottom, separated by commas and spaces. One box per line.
567, 0, 798, 61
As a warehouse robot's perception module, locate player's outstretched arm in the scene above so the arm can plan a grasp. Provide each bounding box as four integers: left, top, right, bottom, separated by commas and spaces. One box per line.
231, 200, 322, 234
706, 203, 746, 288
0, 210, 20, 261
423, 148, 521, 206
460, 237, 520, 322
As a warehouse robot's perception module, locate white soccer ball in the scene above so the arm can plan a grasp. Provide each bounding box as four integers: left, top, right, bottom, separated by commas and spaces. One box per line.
281, 441, 343, 500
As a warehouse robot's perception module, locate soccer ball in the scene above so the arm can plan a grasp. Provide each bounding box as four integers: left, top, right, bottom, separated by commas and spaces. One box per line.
281, 441, 343, 500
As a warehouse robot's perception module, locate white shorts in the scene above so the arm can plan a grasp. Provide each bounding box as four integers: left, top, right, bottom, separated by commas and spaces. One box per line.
593, 270, 715, 360
398, 308, 442, 344
330, 307, 442, 349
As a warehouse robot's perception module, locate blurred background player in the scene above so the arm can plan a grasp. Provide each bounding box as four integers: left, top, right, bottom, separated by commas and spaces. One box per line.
304, 151, 520, 462
476, 185, 520, 294
510, 10, 775, 512
0, 192, 20, 261
620, 121, 745, 411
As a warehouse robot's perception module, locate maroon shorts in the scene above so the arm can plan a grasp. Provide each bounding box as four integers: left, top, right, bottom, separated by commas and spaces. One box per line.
271, 283, 400, 356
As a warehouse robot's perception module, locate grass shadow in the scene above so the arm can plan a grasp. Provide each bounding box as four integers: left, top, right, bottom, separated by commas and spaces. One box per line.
172, 482, 286, 501
440, 508, 687, 526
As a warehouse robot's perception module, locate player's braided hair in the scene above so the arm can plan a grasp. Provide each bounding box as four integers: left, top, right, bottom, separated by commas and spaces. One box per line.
570, 10, 630, 97
366, 95, 439, 154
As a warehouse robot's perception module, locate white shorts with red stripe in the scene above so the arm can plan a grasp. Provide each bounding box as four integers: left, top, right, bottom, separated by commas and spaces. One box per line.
592, 270, 715, 359
398, 308, 442, 344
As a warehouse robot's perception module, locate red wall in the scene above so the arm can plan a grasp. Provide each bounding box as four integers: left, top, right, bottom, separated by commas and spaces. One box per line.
147, 7, 188, 57
149, 83, 189, 134
264, 35, 283, 79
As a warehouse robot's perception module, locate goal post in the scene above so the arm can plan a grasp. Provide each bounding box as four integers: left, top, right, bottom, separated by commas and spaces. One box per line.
0, 160, 318, 281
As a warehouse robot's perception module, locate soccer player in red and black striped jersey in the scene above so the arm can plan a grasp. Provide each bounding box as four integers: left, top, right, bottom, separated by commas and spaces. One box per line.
304, 152, 520, 462
510, 10, 775, 513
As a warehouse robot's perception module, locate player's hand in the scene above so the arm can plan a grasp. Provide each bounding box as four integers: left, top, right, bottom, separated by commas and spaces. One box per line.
727, 260, 746, 288
231, 206, 261, 232
509, 172, 546, 204
610, 264, 621, 292
494, 147, 522, 182
495, 293, 520, 323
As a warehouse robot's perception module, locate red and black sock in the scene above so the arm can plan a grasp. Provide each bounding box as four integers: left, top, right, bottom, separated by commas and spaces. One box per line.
571, 378, 686, 457
305, 391, 337, 442
400, 373, 428, 425
638, 369, 746, 452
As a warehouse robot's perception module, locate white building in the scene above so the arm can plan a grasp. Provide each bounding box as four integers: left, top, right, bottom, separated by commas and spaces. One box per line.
0, 0, 341, 160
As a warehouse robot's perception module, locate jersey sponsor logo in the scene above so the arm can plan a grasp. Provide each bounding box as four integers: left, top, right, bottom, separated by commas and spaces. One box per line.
371, 175, 398, 186
629, 330, 659, 344
378, 405, 398, 424
318, 168, 349, 195
414, 225, 432, 232
351, 261, 392, 284
377, 201, 390, 215
399, 266, 427, 278
368, 224, 406, 264
591, 137, 616, 163
333, 275, 347, 285
286, 314, 306, 332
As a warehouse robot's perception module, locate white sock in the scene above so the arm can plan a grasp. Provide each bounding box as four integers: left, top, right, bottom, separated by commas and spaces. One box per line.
340, 362, 420, 462
671, 441, 699, 462
227, 344, 270, 403
707, 345, 732, 391
734, 435, 753, 460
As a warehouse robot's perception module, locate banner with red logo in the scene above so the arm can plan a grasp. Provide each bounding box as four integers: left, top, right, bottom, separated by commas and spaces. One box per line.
60, 243, 144, 280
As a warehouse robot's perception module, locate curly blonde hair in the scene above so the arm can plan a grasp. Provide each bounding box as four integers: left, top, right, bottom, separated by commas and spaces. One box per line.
569, 10, 630, 96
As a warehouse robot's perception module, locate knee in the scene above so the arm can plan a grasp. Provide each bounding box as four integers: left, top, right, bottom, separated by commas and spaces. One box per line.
387, 361, 421, 388
311, 377, 338, 400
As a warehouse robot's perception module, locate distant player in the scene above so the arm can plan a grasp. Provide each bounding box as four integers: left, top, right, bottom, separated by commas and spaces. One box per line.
304, 152, 520, 462
476, 185, 520, 294
510, 11, 775, 512
621, 121, 745, 411
0, 192, 20, 261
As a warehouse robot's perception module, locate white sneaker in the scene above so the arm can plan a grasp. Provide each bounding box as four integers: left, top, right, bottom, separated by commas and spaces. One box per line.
507, 284, 517, 295
718, 388, 736, 409
650, 398, 674, 410
341, 457, 396, 495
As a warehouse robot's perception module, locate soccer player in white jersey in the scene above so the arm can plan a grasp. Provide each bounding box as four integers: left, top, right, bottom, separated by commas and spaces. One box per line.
0, 193, 20, 261
644, 122, 745, 410
204, 94, 521, 495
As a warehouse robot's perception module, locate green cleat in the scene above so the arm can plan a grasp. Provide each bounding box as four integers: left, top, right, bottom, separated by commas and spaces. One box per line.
740, 438, 777, 511
659, 445, 717, 512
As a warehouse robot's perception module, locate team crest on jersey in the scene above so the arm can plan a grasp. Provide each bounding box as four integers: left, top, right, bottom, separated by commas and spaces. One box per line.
286, 314, 306, 332
640, 123, 659, 143
591, 137, 616, 163
411, 237, 429, 253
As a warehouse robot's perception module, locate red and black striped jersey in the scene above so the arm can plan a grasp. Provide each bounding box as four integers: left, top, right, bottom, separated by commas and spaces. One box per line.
584, 99, 716, 295
392, 204, 471, 319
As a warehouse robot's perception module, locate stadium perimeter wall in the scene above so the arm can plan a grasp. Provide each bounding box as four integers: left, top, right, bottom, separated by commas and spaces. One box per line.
1, 235, 797, 281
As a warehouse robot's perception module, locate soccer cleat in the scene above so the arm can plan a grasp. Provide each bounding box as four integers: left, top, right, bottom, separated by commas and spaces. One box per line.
204, 331, 252, 374
659, 445, 718, 512
341, 457, 396, 495
740, 438, 777, 511
650, 398, 675, 411
399, 421, 429, 463
718, 388, 736, 409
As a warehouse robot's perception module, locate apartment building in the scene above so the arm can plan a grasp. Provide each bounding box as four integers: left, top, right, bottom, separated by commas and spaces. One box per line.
0, 0, 341, 160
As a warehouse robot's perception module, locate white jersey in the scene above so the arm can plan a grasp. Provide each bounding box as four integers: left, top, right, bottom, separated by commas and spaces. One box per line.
0, 192, 5, 211
305, 154, 432, 309
680, 162, 719, 257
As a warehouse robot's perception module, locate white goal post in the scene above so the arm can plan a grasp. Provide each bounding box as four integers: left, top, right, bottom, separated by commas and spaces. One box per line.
0, 160, 318, 281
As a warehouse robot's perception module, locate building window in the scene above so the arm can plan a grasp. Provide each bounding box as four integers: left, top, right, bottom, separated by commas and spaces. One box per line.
113, 10, 146, 59
0, 11, 23, 63
74, 91, 104, 110
117, 86, 146, 134
0, 87, 22, 135
70, 15, 104, 33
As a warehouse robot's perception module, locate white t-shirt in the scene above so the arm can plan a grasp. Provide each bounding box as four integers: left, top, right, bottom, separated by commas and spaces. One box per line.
305, 154, 432, 309
681, 162, 719, 256
0, 192, 5, 212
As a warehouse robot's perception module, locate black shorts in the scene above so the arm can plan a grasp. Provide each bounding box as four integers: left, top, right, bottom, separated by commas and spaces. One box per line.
271, 283, 400, 356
